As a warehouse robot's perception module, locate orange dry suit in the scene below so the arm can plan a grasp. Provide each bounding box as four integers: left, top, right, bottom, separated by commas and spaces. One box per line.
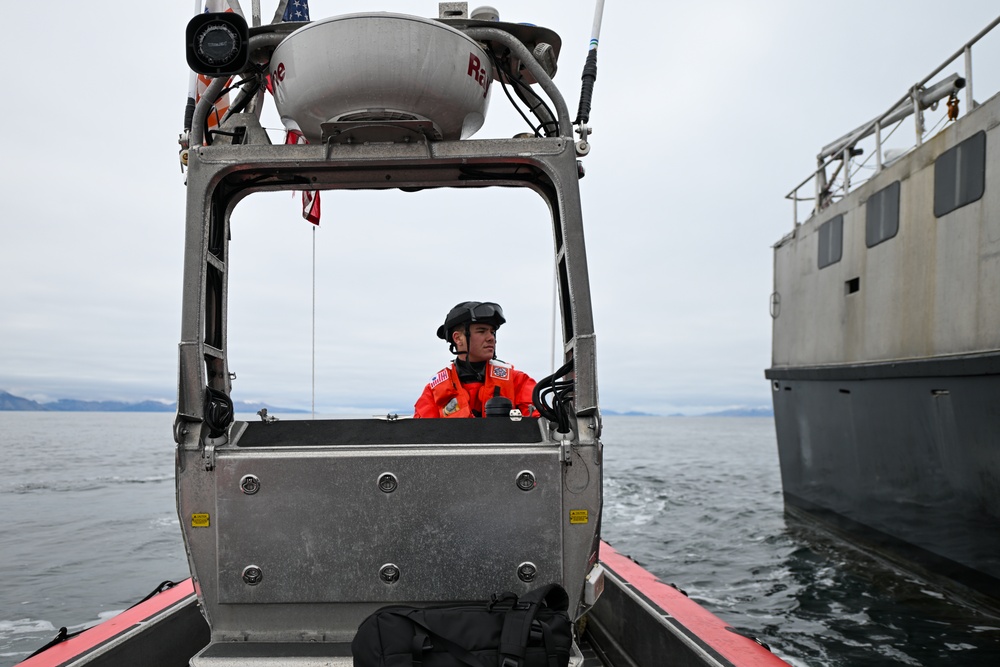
413, 360, 536, 418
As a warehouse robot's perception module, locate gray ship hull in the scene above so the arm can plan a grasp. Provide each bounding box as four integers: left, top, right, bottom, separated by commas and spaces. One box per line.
767, 355, 1000, 604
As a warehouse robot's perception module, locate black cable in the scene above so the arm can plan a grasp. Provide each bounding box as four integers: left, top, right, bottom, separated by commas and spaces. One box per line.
129, 580, 180, 608
201, 74, 259, 146
509, 78, 559, 137
575, 49, 598, 125
204, 387, 234, 438
486, 46, 539, 136
224, 78, 262, 118
533, 359, 575, 432
23, 627, 82, 660
486, 46, 559, 138
216, 74, 258, 100
183, 97, 196, 133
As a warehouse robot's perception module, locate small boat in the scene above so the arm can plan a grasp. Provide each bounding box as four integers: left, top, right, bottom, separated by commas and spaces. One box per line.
768, 16, 1000, 610
22, 3, 789, 665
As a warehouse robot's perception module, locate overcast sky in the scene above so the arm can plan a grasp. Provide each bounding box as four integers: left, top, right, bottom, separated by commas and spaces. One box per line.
1, 1, 998, 415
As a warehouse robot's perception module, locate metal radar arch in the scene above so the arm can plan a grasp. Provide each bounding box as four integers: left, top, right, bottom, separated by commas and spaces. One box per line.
173, 4, 610, 662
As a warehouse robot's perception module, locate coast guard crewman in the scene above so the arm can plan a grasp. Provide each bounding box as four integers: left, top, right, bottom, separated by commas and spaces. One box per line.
414, 301, 536, 418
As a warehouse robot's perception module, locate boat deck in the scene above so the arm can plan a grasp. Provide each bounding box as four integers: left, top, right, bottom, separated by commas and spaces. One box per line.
19, 544, 787, 667
190, 638, 605, 667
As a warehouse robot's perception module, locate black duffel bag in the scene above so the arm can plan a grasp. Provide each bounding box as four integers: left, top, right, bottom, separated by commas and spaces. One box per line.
352, 583, 572, 667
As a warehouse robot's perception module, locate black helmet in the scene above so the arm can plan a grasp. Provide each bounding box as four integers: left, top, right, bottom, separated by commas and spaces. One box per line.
436, 301, 506, 340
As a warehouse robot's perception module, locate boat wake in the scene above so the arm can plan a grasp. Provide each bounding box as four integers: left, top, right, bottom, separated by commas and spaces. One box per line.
4, 474, 173, 494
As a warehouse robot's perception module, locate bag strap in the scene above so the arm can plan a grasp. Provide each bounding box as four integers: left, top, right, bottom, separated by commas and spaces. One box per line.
498, 584, 568, 667
392, 610, 493, 667
412, 633, 431, 667
518, 584, 569, 612
536, 620, 559, 667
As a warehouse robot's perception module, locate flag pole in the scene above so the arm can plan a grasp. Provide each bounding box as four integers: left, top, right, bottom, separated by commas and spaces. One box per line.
312, 224, 316, 419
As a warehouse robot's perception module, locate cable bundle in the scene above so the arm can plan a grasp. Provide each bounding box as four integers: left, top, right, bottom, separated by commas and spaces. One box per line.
532, 359, 575, 434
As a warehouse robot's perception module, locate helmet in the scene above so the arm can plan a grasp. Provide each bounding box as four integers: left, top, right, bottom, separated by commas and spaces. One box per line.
436, 301, 506, 340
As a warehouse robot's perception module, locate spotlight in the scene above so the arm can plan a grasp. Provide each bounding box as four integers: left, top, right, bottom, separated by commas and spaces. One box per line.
186, 12, 249, 76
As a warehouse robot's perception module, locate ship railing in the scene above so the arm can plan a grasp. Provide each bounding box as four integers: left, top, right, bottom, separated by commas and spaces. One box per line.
785, 15, 1000, 227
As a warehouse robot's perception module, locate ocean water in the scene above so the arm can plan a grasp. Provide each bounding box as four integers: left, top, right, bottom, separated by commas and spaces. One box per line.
2, 413, 999, 666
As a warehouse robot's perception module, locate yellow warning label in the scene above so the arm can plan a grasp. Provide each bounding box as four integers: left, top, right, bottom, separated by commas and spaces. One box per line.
569, 510, 589, 525
191, 513, 210, 528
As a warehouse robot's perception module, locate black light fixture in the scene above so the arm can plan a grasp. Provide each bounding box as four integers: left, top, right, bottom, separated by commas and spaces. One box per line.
186, 12, 249, 76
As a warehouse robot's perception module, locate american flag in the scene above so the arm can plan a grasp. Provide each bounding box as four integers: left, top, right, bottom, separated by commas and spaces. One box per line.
430, 370, 449, 389
274, 0, 310, 22
285, 130, 321, 225
276, 1, 318, 223
283, 0, 310, 21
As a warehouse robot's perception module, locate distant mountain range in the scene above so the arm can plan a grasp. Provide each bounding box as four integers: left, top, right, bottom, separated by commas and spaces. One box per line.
700, 407, 773, 417
0, 390, 305, 414
0, 390, 770, 417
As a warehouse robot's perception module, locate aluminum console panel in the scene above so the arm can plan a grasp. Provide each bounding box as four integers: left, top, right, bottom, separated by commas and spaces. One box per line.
215, 446, 563, 603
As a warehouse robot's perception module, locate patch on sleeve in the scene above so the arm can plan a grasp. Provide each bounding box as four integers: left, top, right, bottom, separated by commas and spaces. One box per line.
491, 366, 510, 380
429, 369, 449, 389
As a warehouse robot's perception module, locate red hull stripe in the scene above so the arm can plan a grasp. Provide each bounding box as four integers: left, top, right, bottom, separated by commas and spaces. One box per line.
19, 579, 197, 667
600, 542, 789, 667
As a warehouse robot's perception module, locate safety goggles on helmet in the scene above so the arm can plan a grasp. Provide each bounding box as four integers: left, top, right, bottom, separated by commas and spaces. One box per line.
436, 301, 506, 339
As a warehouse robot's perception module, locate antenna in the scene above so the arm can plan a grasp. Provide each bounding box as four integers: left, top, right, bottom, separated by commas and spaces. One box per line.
575, 0, 606, 154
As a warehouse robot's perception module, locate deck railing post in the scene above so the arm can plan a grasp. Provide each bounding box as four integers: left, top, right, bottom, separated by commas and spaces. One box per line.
965, 45, 975, 112
875, 120, 883, 172
843, 147, 851, 194
815, 159, 827, 214
913, 86, 924, 146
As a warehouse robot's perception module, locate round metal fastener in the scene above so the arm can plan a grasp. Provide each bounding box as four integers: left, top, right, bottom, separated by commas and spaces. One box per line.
515, 471, 536, 492
242, 565, 263, 585
379, 563, 400, 584
240, 474, 260, 495
378, 473, 398, 494
517, 562, 537, 583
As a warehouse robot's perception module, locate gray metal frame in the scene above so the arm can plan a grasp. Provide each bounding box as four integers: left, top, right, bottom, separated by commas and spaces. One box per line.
175, 17, 603, 654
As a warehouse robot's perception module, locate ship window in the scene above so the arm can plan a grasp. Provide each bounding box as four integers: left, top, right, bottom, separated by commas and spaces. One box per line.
817, 215, 843, 269
934, 130, 986, 217
845, 277, 860, 294
865, 181, 900, 247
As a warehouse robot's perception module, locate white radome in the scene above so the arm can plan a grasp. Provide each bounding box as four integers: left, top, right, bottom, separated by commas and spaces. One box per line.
270, 13, 493, 142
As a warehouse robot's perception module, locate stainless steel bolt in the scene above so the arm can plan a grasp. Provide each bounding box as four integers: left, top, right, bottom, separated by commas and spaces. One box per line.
517, 562, 537, 583
516, 471, 536, 492
242, 565, 263, 585
379, 563, 400, 584
378, 473, 398, 494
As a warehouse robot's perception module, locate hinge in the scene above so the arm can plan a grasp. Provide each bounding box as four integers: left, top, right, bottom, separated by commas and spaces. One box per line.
202, 435, 227, 471
561, 439, 573, 465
